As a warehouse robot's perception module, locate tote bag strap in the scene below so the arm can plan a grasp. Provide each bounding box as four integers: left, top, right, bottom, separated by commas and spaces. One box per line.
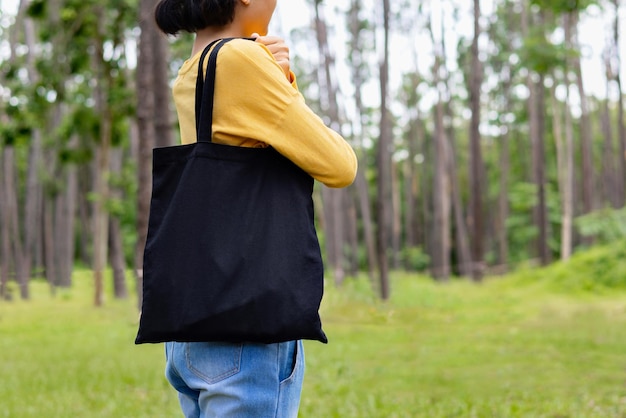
195, 38, 227, 143
195, 37, 254, 143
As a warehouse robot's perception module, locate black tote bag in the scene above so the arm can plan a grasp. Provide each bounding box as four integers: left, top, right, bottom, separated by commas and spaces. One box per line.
135, 38, 327, 344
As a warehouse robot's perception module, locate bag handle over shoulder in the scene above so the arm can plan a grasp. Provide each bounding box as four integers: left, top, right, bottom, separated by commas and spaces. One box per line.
195, 38, 226, 143
195, 37, 254, 143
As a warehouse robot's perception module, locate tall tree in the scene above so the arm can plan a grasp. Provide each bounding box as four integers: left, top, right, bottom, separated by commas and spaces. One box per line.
109, 148, 128, 299
611, 0, 626, 207
429, 9, 451, 280
311, 0, 349, 286
468, 0, 485, 279
135, 0, 158, 308
572, 11, 594, 218
0, 146, 8, 299
560, 11, 576, 260
375, 0, 392, 297
486, 0, 518, 270
2, 0, 36, 299
91, 2, 113, 306
601, 44, 618, 208
521, 1, 550, 265
399, 69, 425, 269
21, 0, 43, 294
443, 7, 471, 278
347, 0, 377, 280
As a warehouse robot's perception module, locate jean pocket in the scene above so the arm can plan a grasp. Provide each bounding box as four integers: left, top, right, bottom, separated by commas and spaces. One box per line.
279, 340, 304, 384
185, 342, 243, 384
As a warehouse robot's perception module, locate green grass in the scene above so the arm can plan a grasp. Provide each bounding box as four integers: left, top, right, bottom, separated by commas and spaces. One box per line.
1, 264, 626, 417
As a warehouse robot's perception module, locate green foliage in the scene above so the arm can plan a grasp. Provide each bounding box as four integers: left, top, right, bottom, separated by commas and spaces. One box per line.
57, 107, 100, 144
575, 208, 626, 244
3, 0, 139, 271
506, 182, 538, 262
503, 178, 564, 263
520, 30, 568, 75
108, 157, 139, 265
401, 246, 430, 272
0, 116, 32, 147
26, 0, 46, 18
520, 0, 594, 76
531, 0, 597, 13
508, 240, 626, 293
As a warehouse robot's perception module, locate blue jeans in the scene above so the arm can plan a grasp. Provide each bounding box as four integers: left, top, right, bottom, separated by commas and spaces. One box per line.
164, 340, 305, 418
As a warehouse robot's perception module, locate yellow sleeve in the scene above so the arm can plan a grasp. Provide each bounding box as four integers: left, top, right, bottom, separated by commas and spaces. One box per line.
214, 40, 357, 188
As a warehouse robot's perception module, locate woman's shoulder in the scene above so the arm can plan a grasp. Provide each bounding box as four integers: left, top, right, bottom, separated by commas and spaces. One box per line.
217, 38, 287, 83
177, 38, 270, 75
219, 38, 274, 63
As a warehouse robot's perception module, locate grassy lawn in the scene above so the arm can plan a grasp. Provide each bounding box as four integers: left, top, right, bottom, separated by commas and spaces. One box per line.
1, 268, 626, 417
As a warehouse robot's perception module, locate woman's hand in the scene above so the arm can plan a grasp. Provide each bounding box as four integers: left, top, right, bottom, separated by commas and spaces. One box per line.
252, 33, 292, 82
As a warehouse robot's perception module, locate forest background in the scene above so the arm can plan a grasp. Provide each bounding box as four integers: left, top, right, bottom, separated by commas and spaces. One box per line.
1, 0, 626, 305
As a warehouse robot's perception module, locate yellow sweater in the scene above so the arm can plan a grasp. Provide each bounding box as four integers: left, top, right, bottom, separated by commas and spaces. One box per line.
172, 38, 357, 188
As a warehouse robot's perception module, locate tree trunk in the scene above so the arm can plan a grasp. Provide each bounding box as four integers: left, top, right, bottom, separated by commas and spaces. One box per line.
391, 161, 402, 270
321, 188, 346, 285
496, 60, 513, 269
4, 147, 28, 298
572, 11, 594, 217
445, 131, 472, 278
432, 99, 451, 280
55, 164, 77, 288
345, 189, 359, 276
429, 12, 451, 280
109, 148, 128, 299
109, 217, 128, 299
6, 0, 33, 299
403, 82, 421, 255
613, 0, 626, 207
92, 9, 113, 306
559, 12, 575, 260
468, 0, 485, 280
22, 12, 43, 289
354, 168, 377, 280
92, 149, 110, 306
441, 41, 472, 278
497, 123, 511, 268
375, 0, 392, 298
0, 147, 10, 300
562, 83, 575, 260
535, 73, 550, 264
550, 82, 566, 259
313, 1, 348, 285
77, 167, 92, 266
348, 0, 376, 281
522, 4, 550, 265
152, 18, 174, 147
551, 72, 575, 261
601, 55, 617, 208
43, 198, 57, 291
135, 0, 158, 308
403, 133, 419, 252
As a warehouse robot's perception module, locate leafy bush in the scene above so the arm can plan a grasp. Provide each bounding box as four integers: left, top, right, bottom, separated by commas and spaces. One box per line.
575, 207, 626, 244
507, 240, 626, 293
401, 246, 430, 272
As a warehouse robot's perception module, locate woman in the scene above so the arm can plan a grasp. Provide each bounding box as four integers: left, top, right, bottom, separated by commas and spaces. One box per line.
153, 1, 357, 417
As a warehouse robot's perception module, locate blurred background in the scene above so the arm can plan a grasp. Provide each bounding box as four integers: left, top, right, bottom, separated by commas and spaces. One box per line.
1, 1, 626, 416
1, 0, 626, 300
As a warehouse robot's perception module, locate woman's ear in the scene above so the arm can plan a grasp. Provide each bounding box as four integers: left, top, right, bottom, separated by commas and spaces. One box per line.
239, 0, 251, 5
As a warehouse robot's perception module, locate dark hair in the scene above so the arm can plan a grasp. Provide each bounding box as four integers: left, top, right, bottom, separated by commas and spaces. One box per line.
154, 0, 237, 35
